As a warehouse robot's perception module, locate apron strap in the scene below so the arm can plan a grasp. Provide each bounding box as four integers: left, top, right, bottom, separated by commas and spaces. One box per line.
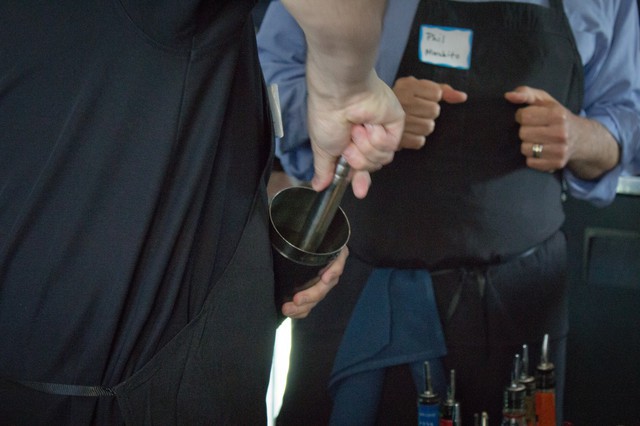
6, 378, 116, 397
548, 0, 564, 12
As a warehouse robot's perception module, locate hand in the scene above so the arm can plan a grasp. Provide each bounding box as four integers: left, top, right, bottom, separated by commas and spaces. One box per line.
280, 247, 349, 319
505, 86, 620, 179
505, 86, 578, 173
307, 70, 405, 199
392, 76, 467, 149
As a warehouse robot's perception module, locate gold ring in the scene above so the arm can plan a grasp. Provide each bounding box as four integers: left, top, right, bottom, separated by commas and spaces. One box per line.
532, 144, 543, 159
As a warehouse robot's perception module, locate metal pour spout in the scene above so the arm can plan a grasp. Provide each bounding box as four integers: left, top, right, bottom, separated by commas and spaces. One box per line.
296, 157, 351, 252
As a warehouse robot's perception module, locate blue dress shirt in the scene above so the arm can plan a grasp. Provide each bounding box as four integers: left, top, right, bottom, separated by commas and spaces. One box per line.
258, 0, 640, 206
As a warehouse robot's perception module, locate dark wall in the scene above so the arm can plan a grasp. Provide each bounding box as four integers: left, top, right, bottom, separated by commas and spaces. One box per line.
564, 5, 639, 419
562, 193, 640, 425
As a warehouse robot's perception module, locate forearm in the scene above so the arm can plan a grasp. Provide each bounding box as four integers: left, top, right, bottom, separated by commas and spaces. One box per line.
566, 1, 639, 182
567, 116, 620, 180
281, 0, 387, 100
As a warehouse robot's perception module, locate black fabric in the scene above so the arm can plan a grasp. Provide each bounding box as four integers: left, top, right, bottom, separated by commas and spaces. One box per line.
115, 201, 277, 425
343, 0, 584, 269
0, 0, 278, 423
278, 1, 582, 425
375, 364, 419, 426
432, 230, 568, 423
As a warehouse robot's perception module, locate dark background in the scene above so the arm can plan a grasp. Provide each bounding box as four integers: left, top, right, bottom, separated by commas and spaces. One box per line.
562, 192, 640, 425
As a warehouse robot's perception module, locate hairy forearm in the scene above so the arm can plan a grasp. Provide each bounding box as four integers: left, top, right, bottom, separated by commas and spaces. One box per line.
281, 0, 387, 99
568, 116, 620, 180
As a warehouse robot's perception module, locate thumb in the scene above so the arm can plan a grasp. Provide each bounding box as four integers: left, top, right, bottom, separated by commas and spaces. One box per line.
440, 84, 468, 104
504, 85, 555, 105
310, 149, 338, 191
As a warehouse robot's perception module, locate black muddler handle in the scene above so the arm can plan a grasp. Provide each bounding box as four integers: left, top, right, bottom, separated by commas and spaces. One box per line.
296, 157, 351, 252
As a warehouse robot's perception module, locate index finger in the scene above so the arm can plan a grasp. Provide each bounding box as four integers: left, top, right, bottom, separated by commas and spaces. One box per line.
409, 79, 444, 101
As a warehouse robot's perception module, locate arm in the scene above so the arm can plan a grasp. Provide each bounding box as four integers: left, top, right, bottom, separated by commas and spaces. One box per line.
280, 0, 404, 198
258, 0, 420, 181
507, 1, 640, 207
258, 2, 466, 177
565, 0, 640, 204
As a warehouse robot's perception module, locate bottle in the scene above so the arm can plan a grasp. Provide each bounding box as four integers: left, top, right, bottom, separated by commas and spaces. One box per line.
440, 369, 460, 426
518, 344, 536, 426
502, 354, 527, 426
418, 361, 441, 426
474, 412, 489, 426
481, 412, 489, 426
535, 334, 556, 426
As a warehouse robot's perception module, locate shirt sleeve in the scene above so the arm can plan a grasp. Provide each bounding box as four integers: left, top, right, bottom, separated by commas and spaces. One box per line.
257, 1, 314, 181
563, 0, 640, 206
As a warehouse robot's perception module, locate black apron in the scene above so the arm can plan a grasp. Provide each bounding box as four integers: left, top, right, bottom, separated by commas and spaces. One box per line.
343, 0, 583, 270
0, 0, 278, 423
364, 0, 581, 422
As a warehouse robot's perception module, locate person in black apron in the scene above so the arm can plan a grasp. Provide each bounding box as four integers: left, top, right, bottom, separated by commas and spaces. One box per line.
273, 0, 619, 424
0, 0, 403, 423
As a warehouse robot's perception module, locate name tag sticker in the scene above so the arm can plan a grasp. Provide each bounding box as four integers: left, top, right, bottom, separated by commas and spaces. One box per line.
419, 25, 473, 70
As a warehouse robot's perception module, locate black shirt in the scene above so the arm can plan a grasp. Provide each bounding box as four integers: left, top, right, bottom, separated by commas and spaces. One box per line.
0, 1, 274, 422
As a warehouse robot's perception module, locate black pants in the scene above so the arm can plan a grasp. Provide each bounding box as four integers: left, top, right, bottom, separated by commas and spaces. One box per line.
277, 231, 568, 425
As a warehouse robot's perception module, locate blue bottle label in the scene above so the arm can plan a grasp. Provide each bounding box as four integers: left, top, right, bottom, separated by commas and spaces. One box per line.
418, 403, 440, 426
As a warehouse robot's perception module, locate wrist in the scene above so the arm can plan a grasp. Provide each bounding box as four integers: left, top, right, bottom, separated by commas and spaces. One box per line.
306, 60, 378, 108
